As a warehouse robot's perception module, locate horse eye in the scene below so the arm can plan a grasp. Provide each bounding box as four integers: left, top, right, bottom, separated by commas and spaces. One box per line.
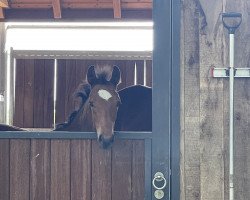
89, 101, 94, 107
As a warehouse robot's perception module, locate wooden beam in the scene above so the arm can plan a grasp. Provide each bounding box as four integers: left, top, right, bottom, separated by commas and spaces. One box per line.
0, 8, 4, 19
113, 0, 121, 18
0, 0, 8, 8
52, 0, 61, 18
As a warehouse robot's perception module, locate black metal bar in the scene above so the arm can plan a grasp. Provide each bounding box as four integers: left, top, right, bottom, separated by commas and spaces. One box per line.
153, 0, 171, 199
170, 0, 181, 199
0, 131, 152, 139
144, 138, 152, 200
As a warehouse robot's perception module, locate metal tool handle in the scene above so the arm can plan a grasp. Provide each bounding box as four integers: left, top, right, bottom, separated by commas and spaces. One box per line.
222, 12, 242, 34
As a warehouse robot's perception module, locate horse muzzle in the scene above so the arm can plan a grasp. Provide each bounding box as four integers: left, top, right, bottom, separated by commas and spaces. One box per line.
98, 134, 115, 149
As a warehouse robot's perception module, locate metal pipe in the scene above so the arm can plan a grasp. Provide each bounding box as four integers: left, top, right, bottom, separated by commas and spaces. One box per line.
229, 33, 234, 200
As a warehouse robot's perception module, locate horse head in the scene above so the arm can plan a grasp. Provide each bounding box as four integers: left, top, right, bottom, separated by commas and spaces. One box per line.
87, 65, 121, 149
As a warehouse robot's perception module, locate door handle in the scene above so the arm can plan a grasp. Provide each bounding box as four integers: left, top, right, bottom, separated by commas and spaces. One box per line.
152, 172, 167, 199
152, 172, 167, 190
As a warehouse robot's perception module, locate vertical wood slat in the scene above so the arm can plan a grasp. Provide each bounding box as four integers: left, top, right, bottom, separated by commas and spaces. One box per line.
71, 140, 92, 200
126, 61, 136, 86
0, 139, 9, 200
44, 60, 55, 128
10, 139, 30, 200
113, 0, 121, 18
146, 60, 152, 87
112, 140, 132, 200
56, 59, 66, 124
14, 59, 25, 127
65, 60, 77, 118
136, 60, 144, 85
92, 140, 112, 200
33, 60, 45, 128
30, 140, 51, 200
24, 59, 34, 128
51, 140, 71, 200
132, 140, 145, 200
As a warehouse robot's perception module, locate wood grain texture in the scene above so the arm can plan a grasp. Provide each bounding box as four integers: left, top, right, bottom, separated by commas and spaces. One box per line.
0, 0, 8, 8
30, 139, 51, 200
33, 60, 45, 128
44, 60, 55, 128
182, 0, 201, 199
0, 8, 4, 18
132, 140, 145, 200
113, 0, 121, 18
24, 59, 35, 128
112, 140, 132, 200
10, 139, 30, 200
52, 0, 61, 18
136, 60, 144, 85
14, 59, 25, 127
92, 140, 112, 200
0, 139, 9, 200
56, 59, 67, 124
146, 60, 152, 87
199, 0, 225, 197
51, 140, 71, 200
71, 140, 92, 200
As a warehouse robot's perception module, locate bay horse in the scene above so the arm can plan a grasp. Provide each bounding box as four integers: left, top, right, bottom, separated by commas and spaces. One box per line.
55, 65, 121, 149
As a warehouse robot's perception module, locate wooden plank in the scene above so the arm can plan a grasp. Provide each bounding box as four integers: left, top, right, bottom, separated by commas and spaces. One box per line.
136, 60, 144, 85
65, 60, 76, 118
30, 139, 51, 200
132, 140, 145, 199
24, 59, 35, 128
113, 0, 121, 18
0, 0, 8, 8
10, 139, 30, 200
198, 1, 225, 199
146, 60, 152, 87
52, 0, 61, 18
56, 59, 66, 124
14, 59, 25, 127
112, 140, 132, 200
44, 60, 54, 128
126, 61, 135, 86
92, 140, 112, 200
182, 0, 201, 199
33, 60, 45, 128
51, 140, 70, 200
71, 140, 91, 200
0, 8, 4, 19
0, 139, 9, 200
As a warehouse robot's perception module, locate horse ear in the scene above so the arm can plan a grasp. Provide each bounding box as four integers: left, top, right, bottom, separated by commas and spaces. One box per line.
87, 66, 97, 86
110, 66, 121, 87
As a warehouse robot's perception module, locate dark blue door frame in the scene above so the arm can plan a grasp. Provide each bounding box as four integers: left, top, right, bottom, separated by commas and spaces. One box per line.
153, 0, 180, 199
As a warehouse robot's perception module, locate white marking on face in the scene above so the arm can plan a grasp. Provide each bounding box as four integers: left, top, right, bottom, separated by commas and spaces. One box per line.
98, 89, 112, 101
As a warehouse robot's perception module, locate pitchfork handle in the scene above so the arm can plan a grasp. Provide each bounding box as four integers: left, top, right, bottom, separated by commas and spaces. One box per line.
222, 12, 242, 34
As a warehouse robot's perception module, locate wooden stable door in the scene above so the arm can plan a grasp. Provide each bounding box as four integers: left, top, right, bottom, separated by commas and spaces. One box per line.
0, 1, 180, 200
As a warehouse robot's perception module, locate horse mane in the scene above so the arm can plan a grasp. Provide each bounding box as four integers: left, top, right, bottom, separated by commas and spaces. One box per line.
55, 81, 91, 130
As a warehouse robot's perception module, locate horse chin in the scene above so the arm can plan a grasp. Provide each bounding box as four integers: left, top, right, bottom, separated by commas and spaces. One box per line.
98, 134, 114, 149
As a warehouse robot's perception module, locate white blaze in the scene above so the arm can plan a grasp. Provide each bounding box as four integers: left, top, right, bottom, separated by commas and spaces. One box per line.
98, 89, 112, 101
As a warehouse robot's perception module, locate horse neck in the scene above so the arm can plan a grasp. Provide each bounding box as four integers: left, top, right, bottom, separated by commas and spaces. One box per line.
66, 100, 94, 131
